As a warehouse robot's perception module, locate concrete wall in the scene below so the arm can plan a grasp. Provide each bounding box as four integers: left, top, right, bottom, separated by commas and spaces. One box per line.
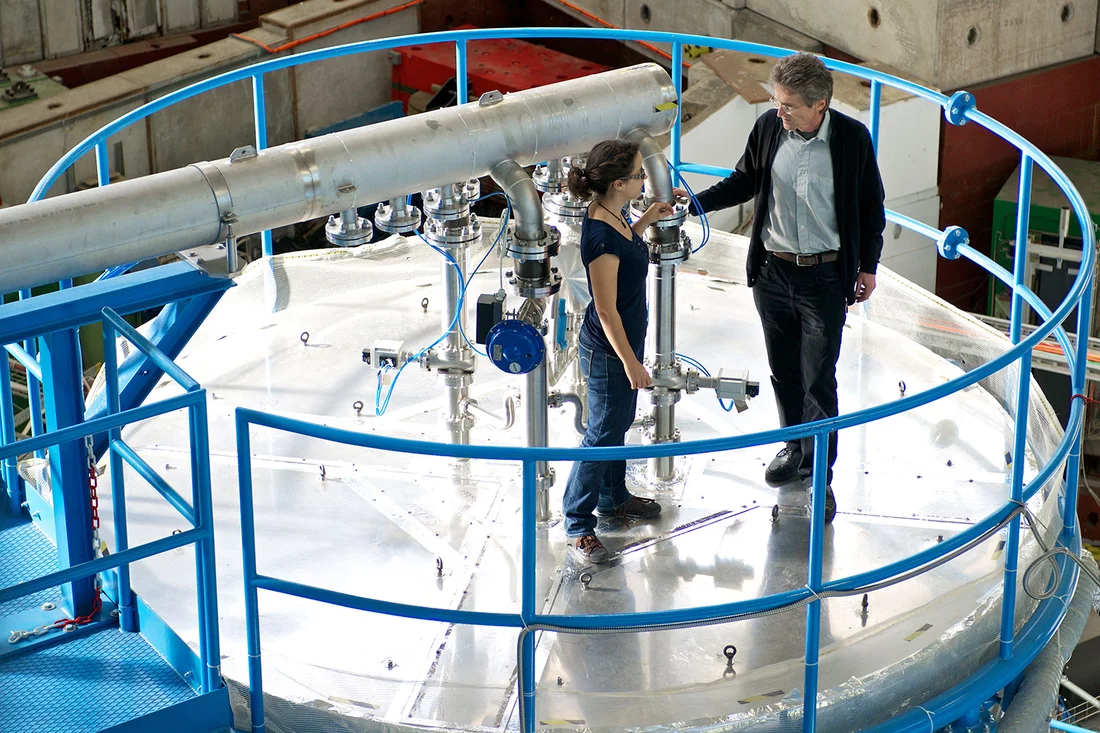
745, 0, 1099, 91
0, 0, 240, 67
0, 0, 418, 207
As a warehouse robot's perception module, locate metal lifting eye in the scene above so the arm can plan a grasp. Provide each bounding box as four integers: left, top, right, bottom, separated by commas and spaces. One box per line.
300, 331, 310, 345
353, 400, 364, 415
421, 298, 429, 312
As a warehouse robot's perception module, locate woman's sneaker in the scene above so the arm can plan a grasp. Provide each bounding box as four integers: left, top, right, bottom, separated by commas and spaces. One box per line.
595, 494, 662, 519
569, 535, 611, 564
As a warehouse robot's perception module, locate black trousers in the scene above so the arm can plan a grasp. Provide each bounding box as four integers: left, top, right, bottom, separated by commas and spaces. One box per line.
752, 254, 847, 485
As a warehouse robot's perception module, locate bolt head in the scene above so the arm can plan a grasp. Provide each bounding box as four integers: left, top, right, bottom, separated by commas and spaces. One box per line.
41, 602, 55, 611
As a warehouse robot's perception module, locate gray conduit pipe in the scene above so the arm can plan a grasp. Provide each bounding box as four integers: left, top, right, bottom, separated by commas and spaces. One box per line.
997, 550, 1100, 733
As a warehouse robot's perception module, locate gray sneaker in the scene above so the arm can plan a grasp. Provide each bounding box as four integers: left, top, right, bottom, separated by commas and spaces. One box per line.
569, 535, 611, 564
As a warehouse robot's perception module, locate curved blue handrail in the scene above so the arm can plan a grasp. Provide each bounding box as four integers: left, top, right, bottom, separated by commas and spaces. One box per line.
22, 24, 1096, 733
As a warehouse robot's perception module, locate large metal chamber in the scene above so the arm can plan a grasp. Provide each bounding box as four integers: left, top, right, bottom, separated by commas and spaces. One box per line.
91, 222, 1064, 732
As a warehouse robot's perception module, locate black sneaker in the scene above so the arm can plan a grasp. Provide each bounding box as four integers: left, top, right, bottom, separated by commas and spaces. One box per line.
595, 494, 662, 519
807, 484, 837, 524
765, 446, 802, 486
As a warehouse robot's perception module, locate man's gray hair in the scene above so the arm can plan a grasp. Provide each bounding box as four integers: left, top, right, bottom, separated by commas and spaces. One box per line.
770, 52, 833, 106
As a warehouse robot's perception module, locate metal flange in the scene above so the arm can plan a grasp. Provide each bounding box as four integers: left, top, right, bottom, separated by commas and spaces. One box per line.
423, 215, 482, 247
542, 192, 590, 224
325, 213, 373, 247
422, 185, 472, 221
648, 229, 692, 265
630, 196, 690, 229
374, 201, 422, 233
508, 271, 562, 299
504, 226, 561, 262
533, 158, 569, 194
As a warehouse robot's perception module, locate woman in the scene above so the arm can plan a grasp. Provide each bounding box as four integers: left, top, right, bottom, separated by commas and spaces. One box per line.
562, 140, 673, 564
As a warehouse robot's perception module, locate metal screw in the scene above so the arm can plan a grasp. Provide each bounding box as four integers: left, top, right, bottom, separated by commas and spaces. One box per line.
63, 623, 77, 633
557, 676, 564, 686
937, 534, 944, 542
41, 602, 55, 611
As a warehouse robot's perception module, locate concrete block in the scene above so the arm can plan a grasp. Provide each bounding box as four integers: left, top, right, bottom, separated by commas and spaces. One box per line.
550, 0, 626, 28
202, 0, 238, 27
746, 0, 1100, 90
125, 0, 161, 38
264, 0, 418, 140
0, 0, 44, 65
40, 0, 83, 58
163, 0, 201, 33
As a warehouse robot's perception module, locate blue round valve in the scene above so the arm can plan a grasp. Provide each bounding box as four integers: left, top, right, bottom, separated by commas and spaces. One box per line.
486, 320, 545, 375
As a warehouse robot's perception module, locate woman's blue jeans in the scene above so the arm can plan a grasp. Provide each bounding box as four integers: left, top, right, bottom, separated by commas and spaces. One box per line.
562, 342, 640, 538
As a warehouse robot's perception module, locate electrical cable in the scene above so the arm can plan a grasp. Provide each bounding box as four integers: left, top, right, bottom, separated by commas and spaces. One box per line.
374, 192, 512, 414
669, 164, 710, 253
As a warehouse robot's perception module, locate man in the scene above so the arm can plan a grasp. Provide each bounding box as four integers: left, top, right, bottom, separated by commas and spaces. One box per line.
677, 52, 885, 523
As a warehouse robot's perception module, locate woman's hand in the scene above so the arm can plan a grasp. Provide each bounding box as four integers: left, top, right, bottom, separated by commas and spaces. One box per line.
626, 359, 652, 390
636, 201, 675, 229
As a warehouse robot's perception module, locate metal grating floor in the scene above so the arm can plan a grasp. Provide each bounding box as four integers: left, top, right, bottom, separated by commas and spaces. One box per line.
0, 513, 198, 733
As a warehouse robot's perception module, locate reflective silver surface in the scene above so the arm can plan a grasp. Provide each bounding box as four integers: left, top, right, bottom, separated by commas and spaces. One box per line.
96, 224, 1060, 732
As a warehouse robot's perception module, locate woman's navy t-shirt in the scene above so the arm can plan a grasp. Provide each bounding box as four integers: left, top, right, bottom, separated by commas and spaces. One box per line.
579, 215, 649, 360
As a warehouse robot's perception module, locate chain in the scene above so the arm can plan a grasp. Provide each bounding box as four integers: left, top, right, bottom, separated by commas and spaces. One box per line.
7, 439, 106, 645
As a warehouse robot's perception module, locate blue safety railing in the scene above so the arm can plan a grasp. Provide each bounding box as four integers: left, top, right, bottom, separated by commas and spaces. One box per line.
5, 24, 1095, 733
0, 306, 222, 694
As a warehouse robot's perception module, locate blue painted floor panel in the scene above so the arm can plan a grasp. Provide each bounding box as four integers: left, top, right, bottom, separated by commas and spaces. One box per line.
0, 511, 59, 617
1, 513, 198, 733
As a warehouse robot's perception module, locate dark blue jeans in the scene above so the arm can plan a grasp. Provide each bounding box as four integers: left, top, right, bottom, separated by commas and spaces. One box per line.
562, 342, 640, 538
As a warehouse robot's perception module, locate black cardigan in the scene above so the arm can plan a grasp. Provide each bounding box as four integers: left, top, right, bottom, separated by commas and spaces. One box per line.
691, 108, 886, 305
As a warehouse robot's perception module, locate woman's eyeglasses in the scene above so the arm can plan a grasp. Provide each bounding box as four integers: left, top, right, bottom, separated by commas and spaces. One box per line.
621, 170, 647, 181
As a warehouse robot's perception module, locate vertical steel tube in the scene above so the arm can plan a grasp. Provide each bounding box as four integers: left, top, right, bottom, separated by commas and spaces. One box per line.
103, 320, 137, 632
521, 457, 537, 733
650, 262, 677, 481
1001, 152, 1033, 659
802, 431, 829, 733
191, 397, 222, 692
527, 359, 551, 522
868, 80, 882, 154
253, 73, 273, 260
236, 414, 266, 732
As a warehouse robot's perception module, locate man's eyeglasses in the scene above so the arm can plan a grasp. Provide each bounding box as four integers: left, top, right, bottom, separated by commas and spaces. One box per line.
770, 97, 806, 115
621, 170, 647, 181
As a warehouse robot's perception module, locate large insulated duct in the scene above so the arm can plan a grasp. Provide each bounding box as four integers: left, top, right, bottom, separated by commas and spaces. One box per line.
0, 64, 678, 293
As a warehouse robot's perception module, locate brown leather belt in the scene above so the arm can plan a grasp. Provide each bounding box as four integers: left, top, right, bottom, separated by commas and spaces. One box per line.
768, 250, 840, 267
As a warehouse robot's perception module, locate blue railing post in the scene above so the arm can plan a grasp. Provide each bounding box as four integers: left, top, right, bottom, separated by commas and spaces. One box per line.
253, 74, 274, 260
17, 300, 45, 460
670, 42, 683, 175
103, 318, 137, 632
802, 432, 828, 732
0, 353, 21, 515
95, 140, 111, 187
456, 39, 468, 105
868, 79, 881, 154
1000, 153, 1034, 659
190, 395, 222, 692
39, 329, 98, 615
521, 458, 537, 733
237, 413, 266, 732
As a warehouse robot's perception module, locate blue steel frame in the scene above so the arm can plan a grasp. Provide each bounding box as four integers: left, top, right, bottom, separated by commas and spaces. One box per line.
0, 306, 222, 694
6, 25, 1095, 733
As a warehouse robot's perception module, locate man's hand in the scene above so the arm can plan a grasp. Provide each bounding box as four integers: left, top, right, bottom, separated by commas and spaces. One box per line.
626, 359, 652, 390
854, 272, 877, 303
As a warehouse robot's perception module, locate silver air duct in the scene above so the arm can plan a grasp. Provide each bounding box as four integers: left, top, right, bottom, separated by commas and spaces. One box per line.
0, 64, 677, 293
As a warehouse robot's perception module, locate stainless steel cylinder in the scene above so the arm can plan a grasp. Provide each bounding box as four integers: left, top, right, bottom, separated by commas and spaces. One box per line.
526, 359, 554, 522
0, 63, 677, 292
